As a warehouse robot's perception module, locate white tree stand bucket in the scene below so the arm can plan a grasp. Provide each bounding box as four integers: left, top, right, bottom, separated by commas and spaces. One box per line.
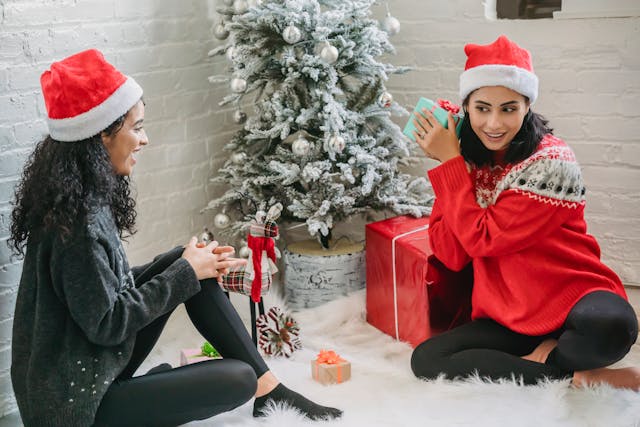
283, 239, 365, 310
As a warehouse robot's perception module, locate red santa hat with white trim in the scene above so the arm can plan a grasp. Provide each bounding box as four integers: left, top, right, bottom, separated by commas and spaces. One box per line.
40, 49, 143, 142
459, 35, 538, 104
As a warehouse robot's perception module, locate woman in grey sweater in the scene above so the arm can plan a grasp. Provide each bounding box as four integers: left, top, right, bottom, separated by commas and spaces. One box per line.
9, 49, 341, 427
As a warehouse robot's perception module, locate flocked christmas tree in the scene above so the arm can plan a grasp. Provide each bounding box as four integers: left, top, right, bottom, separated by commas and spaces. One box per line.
206, 0, 433, 248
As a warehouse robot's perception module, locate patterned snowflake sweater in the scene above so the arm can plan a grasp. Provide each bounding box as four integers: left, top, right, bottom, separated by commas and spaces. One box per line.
427, 134, 627, 335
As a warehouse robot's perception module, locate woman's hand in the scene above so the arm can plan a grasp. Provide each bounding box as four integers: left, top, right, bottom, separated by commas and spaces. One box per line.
182, 237, 247, 281
412, 109, 461, 163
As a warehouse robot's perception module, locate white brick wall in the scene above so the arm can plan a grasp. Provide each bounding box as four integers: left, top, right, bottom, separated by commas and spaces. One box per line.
0, 0, 639, 421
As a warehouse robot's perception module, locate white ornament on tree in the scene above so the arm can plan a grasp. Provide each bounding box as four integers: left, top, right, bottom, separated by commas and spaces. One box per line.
234, 0, 249, 14
283, 25, 302, 44
381, 14, 401, 36
214, 22, 229, 40
320, 44, 339, 64
214, 213, 231, 229
292, 135, 311, 156
230, 77, 247, 93
230, 152, 247, 164
328, 134, 346, 153
248, 0, 262, 7
378, 91, 393, 108
226, 46, 236, 62
233, 110, 247, 124
239, 246, 251, 258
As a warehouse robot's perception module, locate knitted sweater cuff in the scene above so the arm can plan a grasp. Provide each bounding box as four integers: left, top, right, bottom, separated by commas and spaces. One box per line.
427, 155, 472, 198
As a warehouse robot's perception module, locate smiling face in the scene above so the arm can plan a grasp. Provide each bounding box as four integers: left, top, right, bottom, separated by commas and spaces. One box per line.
467, 86, 530, 152
101, 100, 148, 176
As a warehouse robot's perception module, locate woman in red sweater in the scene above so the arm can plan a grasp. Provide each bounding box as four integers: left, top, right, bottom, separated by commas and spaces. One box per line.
410, 35, 639, 390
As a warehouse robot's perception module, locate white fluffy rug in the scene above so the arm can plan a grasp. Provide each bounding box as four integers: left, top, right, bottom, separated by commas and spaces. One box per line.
140, 290, 640, 427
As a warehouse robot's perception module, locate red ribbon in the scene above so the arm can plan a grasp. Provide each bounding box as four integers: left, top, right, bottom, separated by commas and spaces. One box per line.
247, 234, 276, 302
316, 349, 345, 364
436, 98, 461, 115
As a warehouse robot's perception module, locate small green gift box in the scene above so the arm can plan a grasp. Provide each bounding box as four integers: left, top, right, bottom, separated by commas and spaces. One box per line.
403, 97, 464, 141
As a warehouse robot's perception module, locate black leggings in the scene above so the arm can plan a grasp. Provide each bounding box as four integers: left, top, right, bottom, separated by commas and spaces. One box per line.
411, 291, 638, 385
93, 249, 269, 427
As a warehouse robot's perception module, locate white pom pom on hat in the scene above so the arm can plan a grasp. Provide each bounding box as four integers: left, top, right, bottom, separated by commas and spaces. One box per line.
40, 49, 143, 142
459, 35, 538, 104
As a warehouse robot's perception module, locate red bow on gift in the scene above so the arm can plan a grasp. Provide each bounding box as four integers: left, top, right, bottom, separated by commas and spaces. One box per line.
316, 349, 345, 364
247, 233, 276, 302
437, 98, 461, 115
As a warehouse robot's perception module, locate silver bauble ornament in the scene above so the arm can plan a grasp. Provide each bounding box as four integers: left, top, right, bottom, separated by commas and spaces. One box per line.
283, 25, 302, 44
214, 22, 229, 40
320, 44, 339, 64
222, 0, 234, 5
230, 152, 247, 164
226, 46, 236, 62
230, 77, 247, 93
239, 246, 251, 258
214, 213, 231, 229
248, 0, 262, 7
234, 0, 249, 14
233, 110, 247, 124
382, 15, 401, 36
328, 134, 346, 153
292, 136, 311, 156
378, 91, 393, 108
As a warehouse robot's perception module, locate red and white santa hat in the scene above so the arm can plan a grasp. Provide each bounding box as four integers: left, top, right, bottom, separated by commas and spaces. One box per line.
459, 35, 538, 104
40, 49, 143, 142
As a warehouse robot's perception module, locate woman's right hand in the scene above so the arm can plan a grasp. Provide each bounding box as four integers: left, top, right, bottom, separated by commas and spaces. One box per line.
181, 237, 247, 281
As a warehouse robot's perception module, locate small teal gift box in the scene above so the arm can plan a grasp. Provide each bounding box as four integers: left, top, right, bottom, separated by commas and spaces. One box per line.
403, 97, 464, 141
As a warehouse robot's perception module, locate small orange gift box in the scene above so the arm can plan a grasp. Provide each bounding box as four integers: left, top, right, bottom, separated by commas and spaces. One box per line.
311, 350, 351, 385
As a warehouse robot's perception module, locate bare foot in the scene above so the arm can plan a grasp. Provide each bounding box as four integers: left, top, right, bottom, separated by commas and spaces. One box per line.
522, 339, 558, 364
573, 366, 640, 391
255, 370, 279, 397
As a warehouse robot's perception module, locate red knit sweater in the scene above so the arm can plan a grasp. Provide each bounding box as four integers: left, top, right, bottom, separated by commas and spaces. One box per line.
428, 134, 627, 335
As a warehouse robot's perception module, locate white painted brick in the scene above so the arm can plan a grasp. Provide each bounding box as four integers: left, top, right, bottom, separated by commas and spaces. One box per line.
0, 149, 30, 179
0, 289, 17, 322
144, 119, 185, 146
548, 118, 585, 141
6, 64, 41, 92
186, 115, 218, 142
577, 70, 640, 93
0, 127, 14, 152
0, 32, 25, 64
583, 117, 639, 141
0, 179, 18, 205
133, 70, 180, 98
3, 1, 114, 27
0, 94, 38, 124
13, 121, 47, 149
0, 318, 12, 348
582, 165, 640, 191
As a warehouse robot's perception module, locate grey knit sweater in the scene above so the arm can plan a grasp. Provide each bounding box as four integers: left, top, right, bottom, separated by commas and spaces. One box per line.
11, 206, 201, 427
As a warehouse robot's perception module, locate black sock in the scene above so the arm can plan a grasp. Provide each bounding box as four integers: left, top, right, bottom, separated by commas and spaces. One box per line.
253, 383, 343, 420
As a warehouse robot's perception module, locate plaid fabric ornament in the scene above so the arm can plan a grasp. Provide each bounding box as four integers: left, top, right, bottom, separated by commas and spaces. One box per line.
220, 203, 283, 301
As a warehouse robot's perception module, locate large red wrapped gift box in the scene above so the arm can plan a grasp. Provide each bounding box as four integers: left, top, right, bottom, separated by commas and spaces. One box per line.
365, 215, 473, 347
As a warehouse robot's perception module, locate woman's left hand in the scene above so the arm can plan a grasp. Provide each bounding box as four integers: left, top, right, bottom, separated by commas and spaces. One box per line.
412, 109, 461, 163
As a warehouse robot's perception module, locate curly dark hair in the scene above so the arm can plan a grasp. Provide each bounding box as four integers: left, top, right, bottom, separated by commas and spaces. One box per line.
459, 98, 553, 168
9, 115, 137, 257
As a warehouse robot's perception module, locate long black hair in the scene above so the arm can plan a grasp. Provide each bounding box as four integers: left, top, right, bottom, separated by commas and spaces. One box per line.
9, 115, 137, 257
459, 99, 553, 168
